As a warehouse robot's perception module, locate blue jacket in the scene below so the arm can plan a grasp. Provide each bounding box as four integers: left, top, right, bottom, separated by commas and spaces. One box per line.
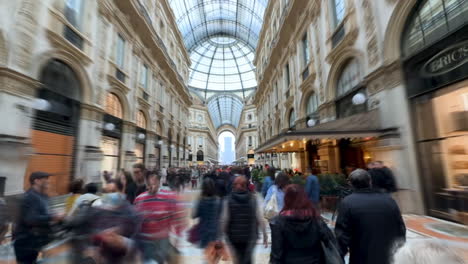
262, 176, 274, 198
193, 196, 222, 248
305, 174, 320, 204
264, 185, 285, 212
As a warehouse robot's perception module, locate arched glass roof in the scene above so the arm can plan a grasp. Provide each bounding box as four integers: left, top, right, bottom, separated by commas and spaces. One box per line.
189, 36, 257, 100
168, 0, 268, 128
207, 94, 244, 128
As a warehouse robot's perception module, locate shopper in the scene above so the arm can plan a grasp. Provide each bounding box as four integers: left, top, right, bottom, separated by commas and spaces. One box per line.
261, 167, 276, 198
193, 178, 224, 262
221, 176, 268, 264
304, 168, 320, 206
65, 179, 84, 215
14, 172, 64, 264
118, 169, 138, 203
264, 172, 290, 218
270, 184, 341, 264
132, 163, 147, 199
368, 163, 397, 193
68, 182, 101, 216
134, 171, 185, 263
335, 169, 406, 264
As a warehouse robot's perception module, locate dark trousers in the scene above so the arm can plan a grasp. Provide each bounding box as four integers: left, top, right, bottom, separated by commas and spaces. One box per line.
230, 242, 253, 264
14, 238, 41, 264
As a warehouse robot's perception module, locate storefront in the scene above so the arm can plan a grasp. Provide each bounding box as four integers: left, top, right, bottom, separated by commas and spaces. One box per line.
402, 0, 468, 222
25, 59, 81, 195
101, 93, 124, 177
135, 110, 147, 165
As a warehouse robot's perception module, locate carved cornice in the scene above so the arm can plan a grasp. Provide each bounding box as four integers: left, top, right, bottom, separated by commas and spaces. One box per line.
81, 104, 105, 121
45, 29, 92, 66
325, 27, 359, 64
0, 67, 41, 97
107, 74, 130, 95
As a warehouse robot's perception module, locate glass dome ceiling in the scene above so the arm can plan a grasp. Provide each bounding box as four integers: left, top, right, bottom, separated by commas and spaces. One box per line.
168, 0, 268, 128
189, 36, 257, 100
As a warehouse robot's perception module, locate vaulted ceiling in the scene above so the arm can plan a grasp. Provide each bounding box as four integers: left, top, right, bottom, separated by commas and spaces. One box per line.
168, 0, 269, 128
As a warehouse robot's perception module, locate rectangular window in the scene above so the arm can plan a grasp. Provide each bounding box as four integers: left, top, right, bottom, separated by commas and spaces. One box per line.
116, 34, 125, 69
65, 0, 83, 29
332, 0, 346, 27
302, 33, 310, 65
140, 64, 149, 89
285, 63, 291, 88
198, 137, 203, 146
248, 136, 252, 146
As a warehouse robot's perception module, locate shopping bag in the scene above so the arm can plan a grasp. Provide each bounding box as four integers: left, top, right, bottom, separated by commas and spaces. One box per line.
264, 189, 279, 220
187, 223, 200, 245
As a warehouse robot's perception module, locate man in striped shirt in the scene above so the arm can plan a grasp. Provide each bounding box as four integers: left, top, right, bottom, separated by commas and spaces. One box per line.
134, 171, 185, 263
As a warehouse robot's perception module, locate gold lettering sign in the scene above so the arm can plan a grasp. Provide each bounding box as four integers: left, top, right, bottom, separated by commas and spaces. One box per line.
421, 40, 468, 77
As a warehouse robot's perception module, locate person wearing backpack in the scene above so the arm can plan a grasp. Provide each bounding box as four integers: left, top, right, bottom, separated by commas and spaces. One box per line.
264, 173, 290, 221
68, 183, 101, 216
221, 176, 268, 264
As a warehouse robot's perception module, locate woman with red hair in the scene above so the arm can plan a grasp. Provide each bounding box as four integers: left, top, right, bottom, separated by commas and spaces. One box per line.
270, 184, 342, 264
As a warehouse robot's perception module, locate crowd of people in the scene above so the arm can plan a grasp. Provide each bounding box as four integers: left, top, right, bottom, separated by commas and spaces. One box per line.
0, 162, 465, 264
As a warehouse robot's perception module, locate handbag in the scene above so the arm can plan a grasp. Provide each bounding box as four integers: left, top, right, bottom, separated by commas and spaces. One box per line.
264, 188, 279, 220
319, 221, 344, 264
188, 223, 200, 245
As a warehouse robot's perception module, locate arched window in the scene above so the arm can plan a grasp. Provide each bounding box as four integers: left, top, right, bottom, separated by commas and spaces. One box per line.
335, 59, 367, 118
336, 58, 362, 97
289, 109, 296, 128
105, 93, 123, 119
196, 150, 204, 161
136, 110, 147, 129
156, 121, 162, 135
306, 93, 319, 116
402, 0, 468, 57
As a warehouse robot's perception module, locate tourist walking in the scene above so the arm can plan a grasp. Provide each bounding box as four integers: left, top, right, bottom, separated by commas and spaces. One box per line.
64, 179, 84, 216
132, 163, 147, 199
264, 173, 290, 220
304, 168, 320, 206
270, 184, 342, 264
13, 172, 64, 264
193, 178, 224, 262
221, 176, 268, 264
261, 167, 276, 198
134, 171, 185, 263
335, 169, 406, 264
68, 182, 101, 216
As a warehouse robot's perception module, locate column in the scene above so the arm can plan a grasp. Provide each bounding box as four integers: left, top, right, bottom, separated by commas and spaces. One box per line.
76, 105, 105, 183
121, 122, 136, 171
161, 139, 169, 169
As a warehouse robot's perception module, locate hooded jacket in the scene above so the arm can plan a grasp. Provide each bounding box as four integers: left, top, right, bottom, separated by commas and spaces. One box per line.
270, 215, 336, 264
226, 191, 258, 243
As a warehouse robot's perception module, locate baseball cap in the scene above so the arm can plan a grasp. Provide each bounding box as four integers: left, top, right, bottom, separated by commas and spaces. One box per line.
29, 171, 52, 184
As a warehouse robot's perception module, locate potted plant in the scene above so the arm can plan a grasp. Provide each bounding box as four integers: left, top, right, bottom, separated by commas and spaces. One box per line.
318, 173, 347, 211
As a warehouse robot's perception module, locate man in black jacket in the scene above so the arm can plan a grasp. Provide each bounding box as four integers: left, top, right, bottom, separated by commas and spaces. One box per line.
14, 172, 64, 264
221, 176, 267, 264
335, 169, 406, 264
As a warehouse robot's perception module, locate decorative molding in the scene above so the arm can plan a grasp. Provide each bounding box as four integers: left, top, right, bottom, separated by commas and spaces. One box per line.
107, 73, 130, 95
362, 0, 380, 67
0, 67, 41, 97
12, 0, 40, 71
80, 104, 105, 122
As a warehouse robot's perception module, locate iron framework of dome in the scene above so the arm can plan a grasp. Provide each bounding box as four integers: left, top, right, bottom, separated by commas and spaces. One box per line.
169, 0, 268, 128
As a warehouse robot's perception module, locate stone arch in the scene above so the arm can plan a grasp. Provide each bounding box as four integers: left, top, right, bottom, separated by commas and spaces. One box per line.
299, 87, 319, 119
0, 30, 8, 66
106, 88, 131, 121
286, 107, 296, 129
383, 0, 418, 64
217, 124, 237, 138
136, 109, 148, 129
32, 50, 93, 105
325, 49, 366, 102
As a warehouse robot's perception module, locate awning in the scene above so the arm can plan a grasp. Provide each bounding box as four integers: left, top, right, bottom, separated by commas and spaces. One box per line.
255, 110, 398, 153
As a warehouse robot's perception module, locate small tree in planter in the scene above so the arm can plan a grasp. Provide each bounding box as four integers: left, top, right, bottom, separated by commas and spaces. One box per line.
252, 169, 266, 192
291, 174, 306, 186
318, 173, 347, 211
